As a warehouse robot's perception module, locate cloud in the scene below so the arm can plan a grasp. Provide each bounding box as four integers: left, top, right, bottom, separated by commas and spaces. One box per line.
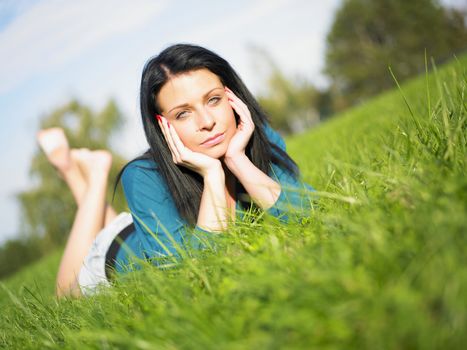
170, 0, 340, 92
173, 0, 292, 44
0, 0, 168, 94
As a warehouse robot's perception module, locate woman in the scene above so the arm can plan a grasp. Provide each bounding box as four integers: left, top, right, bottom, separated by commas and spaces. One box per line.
42, 43, 315, 298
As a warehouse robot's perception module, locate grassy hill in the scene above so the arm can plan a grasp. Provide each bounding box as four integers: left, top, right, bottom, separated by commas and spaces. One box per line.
1, 54, 466, 349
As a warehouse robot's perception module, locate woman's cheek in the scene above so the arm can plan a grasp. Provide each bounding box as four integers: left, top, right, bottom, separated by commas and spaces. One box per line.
174, 128, 189, 147
223, 104, 236, 125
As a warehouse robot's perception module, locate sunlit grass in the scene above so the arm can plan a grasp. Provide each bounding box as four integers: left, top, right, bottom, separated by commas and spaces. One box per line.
1, 54, 466, 349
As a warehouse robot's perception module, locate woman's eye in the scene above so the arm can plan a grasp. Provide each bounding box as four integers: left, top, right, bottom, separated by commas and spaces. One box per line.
176, 111, 189, 119
208, 96, 221, 105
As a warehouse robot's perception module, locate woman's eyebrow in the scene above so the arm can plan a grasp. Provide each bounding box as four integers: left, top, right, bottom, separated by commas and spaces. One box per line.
167, 87, 224, 114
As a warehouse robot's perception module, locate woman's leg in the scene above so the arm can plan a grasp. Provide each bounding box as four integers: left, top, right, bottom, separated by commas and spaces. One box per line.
37, 128, 118, 225
55, 149, 114, 297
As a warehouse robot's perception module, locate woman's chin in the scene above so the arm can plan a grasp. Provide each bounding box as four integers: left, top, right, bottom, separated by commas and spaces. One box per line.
197, 144, 228, 160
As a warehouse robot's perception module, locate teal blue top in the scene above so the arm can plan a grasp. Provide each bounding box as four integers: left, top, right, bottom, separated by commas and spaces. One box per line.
115, 124, 315, 272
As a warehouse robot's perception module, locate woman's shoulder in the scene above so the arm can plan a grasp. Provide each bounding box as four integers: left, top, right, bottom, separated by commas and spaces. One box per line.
124, 157, 157, 170
263, 122, 286, 151
120, 155, 173, 207
121, 156, 163, 190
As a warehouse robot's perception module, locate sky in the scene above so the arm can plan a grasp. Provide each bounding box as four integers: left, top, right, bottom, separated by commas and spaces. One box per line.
0, 0, 464, 244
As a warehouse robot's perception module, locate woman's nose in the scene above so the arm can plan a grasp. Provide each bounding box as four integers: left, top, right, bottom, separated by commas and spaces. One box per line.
197, 111, 215, 130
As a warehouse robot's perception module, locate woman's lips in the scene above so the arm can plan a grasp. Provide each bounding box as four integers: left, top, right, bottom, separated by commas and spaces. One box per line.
201, 132, 225, 147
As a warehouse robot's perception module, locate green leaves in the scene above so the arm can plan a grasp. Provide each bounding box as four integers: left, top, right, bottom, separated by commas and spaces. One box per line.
325, 0, 467, 110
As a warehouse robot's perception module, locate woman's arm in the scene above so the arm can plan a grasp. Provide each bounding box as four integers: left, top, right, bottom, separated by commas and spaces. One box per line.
224, 154, 281, 210
197, 164, 229, 232
223, 86, 282, 210
121, 160, 223, 263
224, 87, 315, 221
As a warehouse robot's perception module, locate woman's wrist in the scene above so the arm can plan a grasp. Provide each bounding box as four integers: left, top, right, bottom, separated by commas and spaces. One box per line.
223, 153, 249, 175
197, 165, 228, 232
223, 152, 282, 210
202, 162, 225, 182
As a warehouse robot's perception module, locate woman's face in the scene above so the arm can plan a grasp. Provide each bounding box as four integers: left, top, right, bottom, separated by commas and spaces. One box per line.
156, 68, 237, 159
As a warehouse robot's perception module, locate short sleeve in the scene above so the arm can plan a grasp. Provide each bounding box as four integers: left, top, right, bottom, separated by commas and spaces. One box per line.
120, 160, 214, 265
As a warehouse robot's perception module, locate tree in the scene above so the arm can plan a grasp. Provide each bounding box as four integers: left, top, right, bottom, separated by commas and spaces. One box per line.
0, 236, 42, 278
251, 46, 320, 134
16, 99, 128, 251
325, 0, 467, 110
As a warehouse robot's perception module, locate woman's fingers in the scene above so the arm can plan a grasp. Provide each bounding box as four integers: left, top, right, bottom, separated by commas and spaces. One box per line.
159, 115, 193, 165
157, 115, 179, 162
164, 120, 180, 162
166, 117, 188, 160
225, 88, 246, 113
167, 121, 189, 159
225, 87, 253, 126
226, 98, 254, 133
225, 89, 246, 117
227, 100, 246, 129
225, 86, 247, 110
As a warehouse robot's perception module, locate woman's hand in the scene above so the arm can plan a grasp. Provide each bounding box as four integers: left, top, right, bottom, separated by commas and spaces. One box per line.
223, 86, 255, 160
156, 114, 222, 178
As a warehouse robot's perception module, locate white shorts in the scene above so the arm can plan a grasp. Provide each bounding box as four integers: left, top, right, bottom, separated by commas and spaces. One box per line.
78, 212, 133, 296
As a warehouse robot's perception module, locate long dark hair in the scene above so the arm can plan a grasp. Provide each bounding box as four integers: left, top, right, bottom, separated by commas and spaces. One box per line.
115, 43, 299, 225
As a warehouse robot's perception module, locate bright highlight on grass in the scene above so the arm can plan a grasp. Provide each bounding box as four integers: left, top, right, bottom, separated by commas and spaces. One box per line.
1, 54, 466, 349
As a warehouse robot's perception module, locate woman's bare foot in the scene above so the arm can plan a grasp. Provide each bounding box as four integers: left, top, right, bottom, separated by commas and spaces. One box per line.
37, 128, 71, 173
73, 149, 113, 184
72, 148, 118, 224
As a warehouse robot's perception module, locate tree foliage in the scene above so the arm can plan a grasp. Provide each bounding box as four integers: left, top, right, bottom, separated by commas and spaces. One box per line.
325, 0, 467, 109
252, 47, 320, 134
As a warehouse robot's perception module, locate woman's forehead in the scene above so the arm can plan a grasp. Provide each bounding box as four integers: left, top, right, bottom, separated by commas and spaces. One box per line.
157, 69, 223, 109
169, 68, 221, 89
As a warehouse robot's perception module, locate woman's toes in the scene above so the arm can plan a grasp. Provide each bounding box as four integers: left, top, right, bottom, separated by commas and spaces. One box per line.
37, 128, 70, 171
74, 149, 112, 181
91, 150, 113, 170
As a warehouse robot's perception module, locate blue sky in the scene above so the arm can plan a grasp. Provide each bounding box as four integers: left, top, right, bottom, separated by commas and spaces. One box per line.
0, 0, 464, 243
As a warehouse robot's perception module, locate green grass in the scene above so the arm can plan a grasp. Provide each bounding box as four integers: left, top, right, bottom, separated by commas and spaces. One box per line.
1, 54, 466, 349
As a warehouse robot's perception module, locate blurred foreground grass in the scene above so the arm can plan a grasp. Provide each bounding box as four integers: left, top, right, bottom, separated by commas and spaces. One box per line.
1, 54, 466, 349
